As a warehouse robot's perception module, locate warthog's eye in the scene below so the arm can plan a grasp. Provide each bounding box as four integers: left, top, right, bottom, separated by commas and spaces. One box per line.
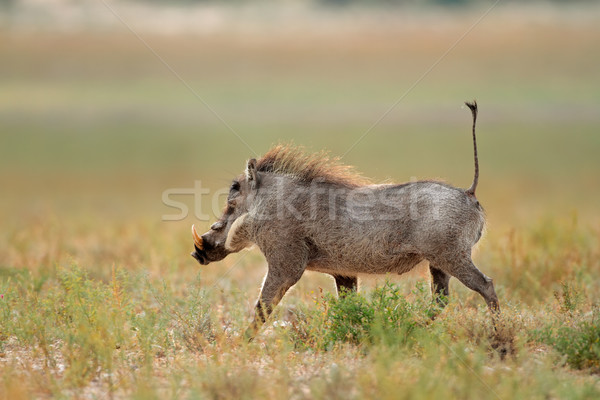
230, 181, 240, 192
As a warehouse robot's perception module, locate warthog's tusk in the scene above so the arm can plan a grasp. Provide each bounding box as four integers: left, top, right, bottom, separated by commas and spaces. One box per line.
191, 224, 203, 249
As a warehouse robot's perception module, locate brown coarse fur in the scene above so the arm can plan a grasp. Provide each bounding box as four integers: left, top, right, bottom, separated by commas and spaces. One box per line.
191, 102, 499, 340
255, 144, 371, 187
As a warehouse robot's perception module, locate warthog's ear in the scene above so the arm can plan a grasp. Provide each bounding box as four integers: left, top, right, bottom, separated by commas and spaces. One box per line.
245, 158, 260, 188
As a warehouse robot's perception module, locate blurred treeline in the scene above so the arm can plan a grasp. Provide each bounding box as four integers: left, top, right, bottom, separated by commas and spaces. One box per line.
0, 0, 593, 9
122, 0, 595, 5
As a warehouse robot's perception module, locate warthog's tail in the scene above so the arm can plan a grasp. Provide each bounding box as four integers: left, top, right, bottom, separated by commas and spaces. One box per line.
465, 100, 479, 196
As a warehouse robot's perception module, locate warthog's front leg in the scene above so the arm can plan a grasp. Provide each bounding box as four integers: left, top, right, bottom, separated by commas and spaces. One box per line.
244, 263, 306, 341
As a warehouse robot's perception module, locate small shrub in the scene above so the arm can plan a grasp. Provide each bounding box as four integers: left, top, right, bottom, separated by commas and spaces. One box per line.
287, 301, 328, 351
56, 265, 133, 386
289, 281, 430, 349
554, 281, 582, 314
537, 307, 600, 372
145, 273, 215, 354
325, 288, 374, 345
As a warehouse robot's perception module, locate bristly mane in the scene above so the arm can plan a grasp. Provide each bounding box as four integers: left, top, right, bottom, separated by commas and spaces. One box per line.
255, 144, 371, 187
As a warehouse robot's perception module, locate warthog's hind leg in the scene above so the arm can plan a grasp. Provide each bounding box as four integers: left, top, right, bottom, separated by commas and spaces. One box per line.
442, 258, 500, 313
429, 265, 450, 308
333, 274, 357, 297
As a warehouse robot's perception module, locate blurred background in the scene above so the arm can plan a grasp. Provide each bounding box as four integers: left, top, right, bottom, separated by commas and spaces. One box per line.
1, 0, 599, 290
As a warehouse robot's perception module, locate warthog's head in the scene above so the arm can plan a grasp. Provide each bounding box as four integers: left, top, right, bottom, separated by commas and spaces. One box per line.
191, 159, 259, 265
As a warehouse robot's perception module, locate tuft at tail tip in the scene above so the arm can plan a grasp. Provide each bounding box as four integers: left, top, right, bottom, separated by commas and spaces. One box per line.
465, 100, 478, 115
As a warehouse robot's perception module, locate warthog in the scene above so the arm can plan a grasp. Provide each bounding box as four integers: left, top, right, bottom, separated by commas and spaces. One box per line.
191, 101, 499, 338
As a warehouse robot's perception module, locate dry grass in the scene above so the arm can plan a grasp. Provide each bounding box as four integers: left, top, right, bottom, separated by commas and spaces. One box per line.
1, 189, 599, 399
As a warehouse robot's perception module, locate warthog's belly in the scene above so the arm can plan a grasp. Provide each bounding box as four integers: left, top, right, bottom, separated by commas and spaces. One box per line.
306, 252, 424, 276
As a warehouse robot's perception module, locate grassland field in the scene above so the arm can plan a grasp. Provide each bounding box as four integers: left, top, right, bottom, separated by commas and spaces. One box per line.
1, 4, 600, 399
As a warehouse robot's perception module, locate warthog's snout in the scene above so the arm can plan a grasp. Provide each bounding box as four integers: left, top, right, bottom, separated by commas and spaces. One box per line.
190, 224, 230, 265
191, 244, 209, 265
